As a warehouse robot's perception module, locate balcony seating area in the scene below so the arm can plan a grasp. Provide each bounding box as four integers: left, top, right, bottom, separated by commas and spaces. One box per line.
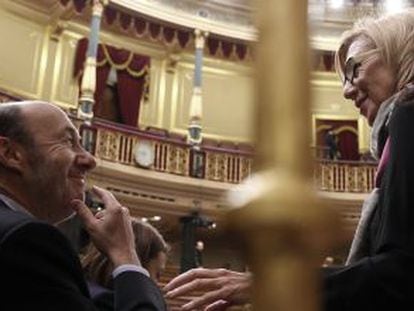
78, 117, 377, 193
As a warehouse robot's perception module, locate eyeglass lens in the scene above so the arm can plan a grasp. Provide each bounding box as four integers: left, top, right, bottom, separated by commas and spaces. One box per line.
344, 58, 361, 85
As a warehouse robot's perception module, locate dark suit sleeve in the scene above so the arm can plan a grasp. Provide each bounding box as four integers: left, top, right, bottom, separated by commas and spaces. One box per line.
322, 251, 414, 311
0, 221, 96, 311
0, 221, 167, 311
113, 271, 167, 311
91, 273, 167, 311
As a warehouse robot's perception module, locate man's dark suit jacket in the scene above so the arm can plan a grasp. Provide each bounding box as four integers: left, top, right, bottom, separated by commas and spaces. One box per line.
0, 199, 166, 311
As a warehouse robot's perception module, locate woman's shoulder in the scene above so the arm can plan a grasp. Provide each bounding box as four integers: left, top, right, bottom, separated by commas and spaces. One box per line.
388, 86, 414, 132
396, 83, 414, 106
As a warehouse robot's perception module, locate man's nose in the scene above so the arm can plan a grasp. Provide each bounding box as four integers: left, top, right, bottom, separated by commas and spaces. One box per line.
76, 148, 97, 171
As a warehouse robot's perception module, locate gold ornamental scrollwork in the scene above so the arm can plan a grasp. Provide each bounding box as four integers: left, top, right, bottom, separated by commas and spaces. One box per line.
96, 129, 120, 162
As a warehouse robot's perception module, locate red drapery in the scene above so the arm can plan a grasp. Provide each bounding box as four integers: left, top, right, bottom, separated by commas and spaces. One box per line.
337, 130, 359, 160
315, 119, 360, 160
60, 0, 336, 69
74, 38, 150, 126
60, 0, 249, 62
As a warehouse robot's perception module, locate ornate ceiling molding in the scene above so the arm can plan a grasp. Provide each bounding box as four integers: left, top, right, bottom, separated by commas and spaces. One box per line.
111, 0, 257, 41
110, 0, 383, 51
11, 0, 412, 53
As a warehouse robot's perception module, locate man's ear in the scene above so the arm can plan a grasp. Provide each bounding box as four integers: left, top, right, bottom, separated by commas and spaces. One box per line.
0, 137, 25, 173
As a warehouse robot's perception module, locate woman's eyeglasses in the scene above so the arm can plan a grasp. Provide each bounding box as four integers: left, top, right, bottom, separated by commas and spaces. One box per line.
344, 57, 362, 86
342, 49, 379, 86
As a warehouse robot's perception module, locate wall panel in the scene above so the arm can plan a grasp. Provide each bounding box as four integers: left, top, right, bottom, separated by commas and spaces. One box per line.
50, 32, 82, 109
171, 61, 254, 142
0, 7, 48, 99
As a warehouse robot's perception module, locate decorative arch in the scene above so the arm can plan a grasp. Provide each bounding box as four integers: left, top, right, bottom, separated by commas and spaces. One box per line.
315, 119, 359, 160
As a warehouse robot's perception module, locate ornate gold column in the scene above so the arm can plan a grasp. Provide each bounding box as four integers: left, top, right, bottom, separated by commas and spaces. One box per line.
227, 1, 344, 310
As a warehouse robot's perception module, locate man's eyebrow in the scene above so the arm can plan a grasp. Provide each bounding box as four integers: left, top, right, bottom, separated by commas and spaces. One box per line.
64, 127, 81, 140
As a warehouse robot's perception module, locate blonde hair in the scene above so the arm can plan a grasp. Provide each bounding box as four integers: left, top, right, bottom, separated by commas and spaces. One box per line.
335, 10, 414, 90
81, 217, 169, 287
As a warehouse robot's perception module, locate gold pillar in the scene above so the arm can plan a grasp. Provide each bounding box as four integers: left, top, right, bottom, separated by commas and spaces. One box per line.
227, 0, 344, 310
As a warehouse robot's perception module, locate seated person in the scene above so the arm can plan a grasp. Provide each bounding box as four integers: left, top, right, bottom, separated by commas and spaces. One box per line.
0, 100, 166, 310
82, 217, 169, 310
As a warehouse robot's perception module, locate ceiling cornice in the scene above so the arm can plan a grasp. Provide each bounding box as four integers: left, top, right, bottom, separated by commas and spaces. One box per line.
7, 0, 392, 53
111, 0, 257, 41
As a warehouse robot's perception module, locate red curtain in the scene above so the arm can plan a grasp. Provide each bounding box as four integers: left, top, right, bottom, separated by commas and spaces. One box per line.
73, 38, 88, 77
63, 0, 250, 61
74, 38, 111, 117
315, 119, 359, 160
116, 70, 146, 126
337, 130, 359, 160
74, 38, 150, 126
95, 66, 111, 111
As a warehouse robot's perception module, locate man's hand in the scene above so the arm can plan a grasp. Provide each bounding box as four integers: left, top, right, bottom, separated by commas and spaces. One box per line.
164, 268, 251, 311
71, 186, 140, 268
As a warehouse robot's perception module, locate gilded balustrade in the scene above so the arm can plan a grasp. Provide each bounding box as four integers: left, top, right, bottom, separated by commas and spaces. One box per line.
82, 118, 377, 193
314, 159, 377, 192
204, 147, 253, 183
91, 121, 191, 176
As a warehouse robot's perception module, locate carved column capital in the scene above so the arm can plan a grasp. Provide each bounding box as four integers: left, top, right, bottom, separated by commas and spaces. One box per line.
92, 0, 108, 17
194, 29, 209, 49
50, 20, 69, 41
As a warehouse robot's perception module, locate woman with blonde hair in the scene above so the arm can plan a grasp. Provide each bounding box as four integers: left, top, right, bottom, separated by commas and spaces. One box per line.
82, 217, 169, 310
163, 10, 414, 311
323, 9, 414, 311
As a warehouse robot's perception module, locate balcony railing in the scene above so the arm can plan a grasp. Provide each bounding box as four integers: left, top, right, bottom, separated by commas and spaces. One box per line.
78, 118, 377, 193
314, 159, 377, 193
82, 119, 253, 184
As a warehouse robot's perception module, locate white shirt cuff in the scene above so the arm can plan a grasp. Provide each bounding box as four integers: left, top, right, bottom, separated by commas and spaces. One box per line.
112, 264, 150, 278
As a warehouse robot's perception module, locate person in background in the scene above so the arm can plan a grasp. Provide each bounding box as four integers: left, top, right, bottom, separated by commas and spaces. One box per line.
0, 101, 166, 310
82, 217, 169, 285
324, 126, 340, 160
164, 10, 414, 311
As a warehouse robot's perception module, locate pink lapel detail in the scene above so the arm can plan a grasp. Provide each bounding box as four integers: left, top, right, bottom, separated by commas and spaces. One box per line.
375, 137, 390, 187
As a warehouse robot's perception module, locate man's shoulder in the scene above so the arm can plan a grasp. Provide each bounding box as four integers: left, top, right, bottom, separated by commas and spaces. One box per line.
0, 201, 72, 257
0, 201, 38, 242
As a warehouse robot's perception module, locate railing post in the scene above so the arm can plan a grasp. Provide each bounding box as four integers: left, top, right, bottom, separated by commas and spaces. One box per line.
227, 1, 344, 310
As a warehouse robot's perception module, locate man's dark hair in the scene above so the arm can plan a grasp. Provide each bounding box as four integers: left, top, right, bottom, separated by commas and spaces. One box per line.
0, 104, 33, 147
